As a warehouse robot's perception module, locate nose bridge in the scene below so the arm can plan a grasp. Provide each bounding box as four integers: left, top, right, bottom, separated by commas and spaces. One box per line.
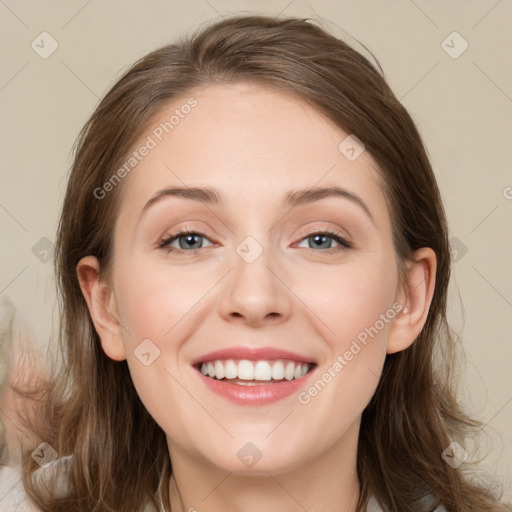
218, 232, 292, 325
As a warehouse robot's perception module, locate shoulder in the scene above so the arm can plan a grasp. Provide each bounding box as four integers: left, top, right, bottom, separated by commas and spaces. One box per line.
0, 454, 73, 512
1, 457, 160, 512
0, 465, 40, 511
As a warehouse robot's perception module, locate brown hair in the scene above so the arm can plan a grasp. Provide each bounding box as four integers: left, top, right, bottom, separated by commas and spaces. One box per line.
14, 14, 510, 512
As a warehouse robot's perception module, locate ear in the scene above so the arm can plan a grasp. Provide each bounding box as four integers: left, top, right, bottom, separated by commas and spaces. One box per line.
387, 247, 437, 354
76, 256, 126, 361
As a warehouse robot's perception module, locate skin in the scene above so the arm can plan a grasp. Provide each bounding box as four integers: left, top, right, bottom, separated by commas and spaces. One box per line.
77, 82, 436, 512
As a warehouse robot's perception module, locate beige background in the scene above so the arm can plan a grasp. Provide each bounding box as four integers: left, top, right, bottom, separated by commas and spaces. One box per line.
1, 0, 511, 501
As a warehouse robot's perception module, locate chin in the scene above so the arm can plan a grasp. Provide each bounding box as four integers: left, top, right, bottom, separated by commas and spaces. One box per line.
207, 449, 307, 476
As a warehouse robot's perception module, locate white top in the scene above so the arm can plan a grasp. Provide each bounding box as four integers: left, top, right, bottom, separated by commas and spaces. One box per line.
0, 462, 447, 511
0, 465, 40, 511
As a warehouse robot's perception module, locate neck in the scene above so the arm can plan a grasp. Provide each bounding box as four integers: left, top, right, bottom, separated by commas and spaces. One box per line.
168, 422, 361, 512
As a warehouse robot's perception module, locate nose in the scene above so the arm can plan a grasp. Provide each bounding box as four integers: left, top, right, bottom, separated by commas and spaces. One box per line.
218, 244, 293, 327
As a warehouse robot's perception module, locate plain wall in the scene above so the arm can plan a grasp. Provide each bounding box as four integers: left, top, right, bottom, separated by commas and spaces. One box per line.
1, 0, 511, 501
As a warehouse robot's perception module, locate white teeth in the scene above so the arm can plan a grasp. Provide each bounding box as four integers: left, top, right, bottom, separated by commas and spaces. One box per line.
254, 361, 272, 380
271, 361, 285, 380
238, 360, 254, 380
214, 360, 225, 380
198, 359, 312, 382
225, 359, 238, 379
284, 362, 295, 381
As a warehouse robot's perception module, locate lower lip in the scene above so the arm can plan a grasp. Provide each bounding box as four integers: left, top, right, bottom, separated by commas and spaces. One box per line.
195, 368, 315, 405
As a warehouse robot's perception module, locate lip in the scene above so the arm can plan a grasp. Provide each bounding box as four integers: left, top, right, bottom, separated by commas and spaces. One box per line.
191, 346, 317, 406
191, 346, 317, 366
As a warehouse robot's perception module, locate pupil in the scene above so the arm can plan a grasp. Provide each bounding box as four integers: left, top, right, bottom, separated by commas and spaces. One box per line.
311, 234, 330, 249
181, 234, 201, 249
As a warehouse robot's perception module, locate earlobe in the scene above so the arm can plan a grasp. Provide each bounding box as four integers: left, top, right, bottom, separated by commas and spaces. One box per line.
387, 247, 437, 354
76, 255, 127, 361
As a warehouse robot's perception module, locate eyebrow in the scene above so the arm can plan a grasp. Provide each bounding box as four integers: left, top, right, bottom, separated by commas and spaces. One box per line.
140, 185, 374, 223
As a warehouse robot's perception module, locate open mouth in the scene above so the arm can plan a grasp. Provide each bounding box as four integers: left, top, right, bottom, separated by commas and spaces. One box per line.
195, 359, 316, 386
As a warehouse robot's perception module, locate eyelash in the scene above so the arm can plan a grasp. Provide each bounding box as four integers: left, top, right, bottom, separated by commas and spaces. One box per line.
158, 227, 352, 255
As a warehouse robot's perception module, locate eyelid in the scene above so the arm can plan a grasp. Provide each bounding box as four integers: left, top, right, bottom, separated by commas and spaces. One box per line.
293, 223, 352, 244
158, 226, 216, 252
158, 224, 353, 254
293, 228, 352, 250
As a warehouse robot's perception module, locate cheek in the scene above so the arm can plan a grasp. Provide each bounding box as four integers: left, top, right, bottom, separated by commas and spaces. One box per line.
293, 256, 398, 408
112, 262, 196, 432
113, 257, 210, 345
297, 255, 399, 348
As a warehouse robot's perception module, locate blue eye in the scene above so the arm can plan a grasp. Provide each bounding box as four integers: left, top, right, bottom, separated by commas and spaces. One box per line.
159, 230, 213, 253
296, 231, 351, 250
158, 229, 352, 254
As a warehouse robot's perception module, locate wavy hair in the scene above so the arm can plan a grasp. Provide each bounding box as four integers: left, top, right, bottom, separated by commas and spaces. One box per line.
14, 14, 511, 512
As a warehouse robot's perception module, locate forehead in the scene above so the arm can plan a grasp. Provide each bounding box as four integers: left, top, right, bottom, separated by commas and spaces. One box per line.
116, 82, 388, 224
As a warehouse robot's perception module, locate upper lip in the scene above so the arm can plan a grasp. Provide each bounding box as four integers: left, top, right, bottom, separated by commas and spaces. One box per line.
191, 346, 317, 366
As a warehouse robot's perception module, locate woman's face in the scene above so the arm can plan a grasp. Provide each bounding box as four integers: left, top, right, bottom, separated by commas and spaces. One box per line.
88, 82, 413, 474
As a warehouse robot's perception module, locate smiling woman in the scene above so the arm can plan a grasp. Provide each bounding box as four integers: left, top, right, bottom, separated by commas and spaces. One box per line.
9, 13, 511, 512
